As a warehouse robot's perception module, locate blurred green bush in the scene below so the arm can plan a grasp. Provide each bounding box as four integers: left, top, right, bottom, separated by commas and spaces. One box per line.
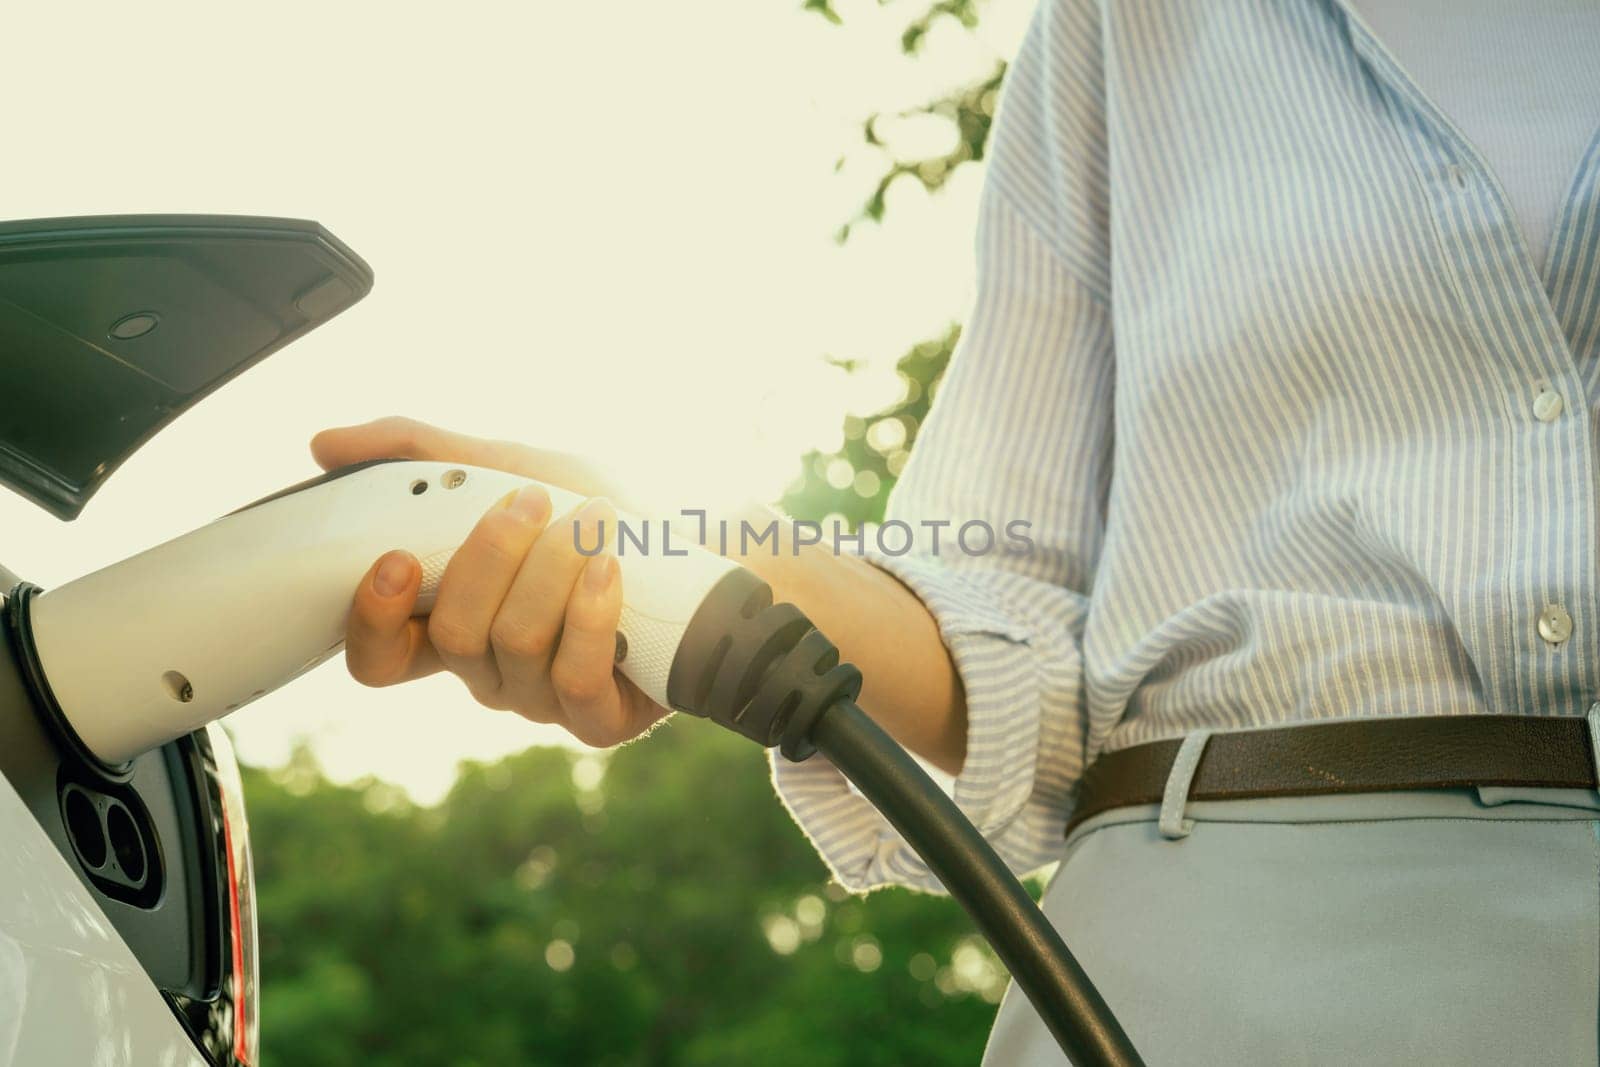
248, 724, 1009, 1066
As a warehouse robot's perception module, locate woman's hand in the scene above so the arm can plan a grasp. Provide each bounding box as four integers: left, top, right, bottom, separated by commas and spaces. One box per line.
311, 416, 668, 747
313, 414, 969, 773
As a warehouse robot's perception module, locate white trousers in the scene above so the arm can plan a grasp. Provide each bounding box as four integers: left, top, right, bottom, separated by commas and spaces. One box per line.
986, 787, 1600, 1065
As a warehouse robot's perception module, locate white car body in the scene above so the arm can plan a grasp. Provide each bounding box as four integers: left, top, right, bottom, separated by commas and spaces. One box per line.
0, 757, 208, 1067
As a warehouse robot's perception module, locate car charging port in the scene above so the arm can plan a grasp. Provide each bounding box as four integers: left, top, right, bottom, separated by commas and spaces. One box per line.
62, 783, 107, 868
57, 772, 163, 907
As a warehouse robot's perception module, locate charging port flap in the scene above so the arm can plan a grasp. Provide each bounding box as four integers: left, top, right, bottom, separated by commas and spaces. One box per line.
0, 214, 373, 519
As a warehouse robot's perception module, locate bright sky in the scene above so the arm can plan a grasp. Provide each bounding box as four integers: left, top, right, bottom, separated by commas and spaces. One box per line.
1, 0, 1028, 802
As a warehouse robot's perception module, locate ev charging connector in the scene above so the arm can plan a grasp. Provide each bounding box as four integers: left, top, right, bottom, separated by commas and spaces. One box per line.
15, 459, 1144, 1066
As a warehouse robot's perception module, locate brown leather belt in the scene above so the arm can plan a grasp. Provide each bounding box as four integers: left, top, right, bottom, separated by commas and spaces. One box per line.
1066, 714, 1597, 838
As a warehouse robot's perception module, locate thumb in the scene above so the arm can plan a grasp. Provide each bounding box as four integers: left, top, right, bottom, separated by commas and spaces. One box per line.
310, 416, 531, 473
310, 416, 622, 502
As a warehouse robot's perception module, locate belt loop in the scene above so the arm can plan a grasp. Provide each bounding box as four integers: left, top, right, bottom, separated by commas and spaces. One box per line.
1159, 729, 1212, 840
1586, 704, 1600, 790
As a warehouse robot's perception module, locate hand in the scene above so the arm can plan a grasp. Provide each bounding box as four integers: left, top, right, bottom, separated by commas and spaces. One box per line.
311, 416, 668, 747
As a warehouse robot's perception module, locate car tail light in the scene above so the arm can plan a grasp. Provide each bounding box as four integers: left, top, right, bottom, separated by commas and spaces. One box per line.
207, 725, 260, 1066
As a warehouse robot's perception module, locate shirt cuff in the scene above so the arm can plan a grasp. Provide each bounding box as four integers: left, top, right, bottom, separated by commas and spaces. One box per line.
770, 551, 1045, 892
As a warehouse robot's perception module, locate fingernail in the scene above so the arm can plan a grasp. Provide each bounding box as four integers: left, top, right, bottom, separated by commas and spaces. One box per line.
509, 485, 551, 524
584, 552, 615, 592
576, 496, 613, 538
373, 552, 412, 597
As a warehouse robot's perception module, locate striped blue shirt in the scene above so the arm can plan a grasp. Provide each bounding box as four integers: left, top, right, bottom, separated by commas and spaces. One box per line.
773, 0, 1600, 892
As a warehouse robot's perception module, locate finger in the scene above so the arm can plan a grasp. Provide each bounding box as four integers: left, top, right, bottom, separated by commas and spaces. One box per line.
427, 485, 553, 701
548, 552, 627, 744
346, 551, 442, 686
310, 416, 534, 474
491, 498, 614, 701
309, 416, 617, 499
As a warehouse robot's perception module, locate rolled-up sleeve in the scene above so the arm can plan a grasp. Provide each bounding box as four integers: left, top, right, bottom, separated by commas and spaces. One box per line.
772, 0, 1114, 893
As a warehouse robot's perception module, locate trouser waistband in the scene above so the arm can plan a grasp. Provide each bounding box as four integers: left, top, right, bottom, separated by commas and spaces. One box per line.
1066, 713, 1600, 839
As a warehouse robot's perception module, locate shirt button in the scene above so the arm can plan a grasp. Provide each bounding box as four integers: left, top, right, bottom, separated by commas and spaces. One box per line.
1538, 604, 1573, 646
1532, 388, 1564, 422
1446, 163, 1468, 188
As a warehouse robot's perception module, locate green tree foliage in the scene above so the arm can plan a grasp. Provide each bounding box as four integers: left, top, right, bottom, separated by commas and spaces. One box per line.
837, 71, 1003, 244
818, 1, 1004, 242
249, 725, 1008, 1066
784, 0, 1005, 525
781, 328, 955, 529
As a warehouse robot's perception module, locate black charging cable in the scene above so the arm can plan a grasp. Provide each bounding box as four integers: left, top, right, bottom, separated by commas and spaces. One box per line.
665, 568, 1145, 1067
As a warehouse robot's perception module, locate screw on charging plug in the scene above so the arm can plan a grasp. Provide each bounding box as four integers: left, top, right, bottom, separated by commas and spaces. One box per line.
163, 670, 193, 703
